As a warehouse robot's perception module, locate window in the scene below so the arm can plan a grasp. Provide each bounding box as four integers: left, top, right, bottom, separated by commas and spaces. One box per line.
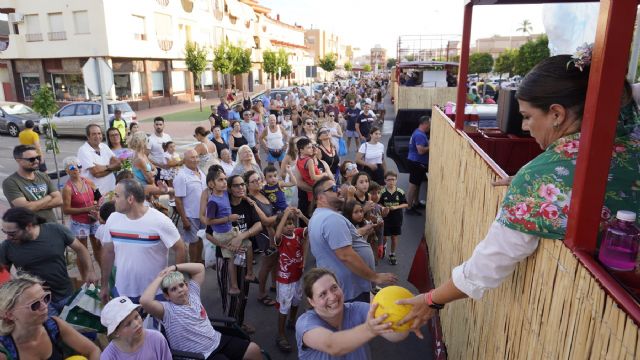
132, 15, 146, 40
114, 73, 144, 100
171, 71, 186, 93
24, 14, 41, 41
47, 12, 65, 40
73, 11, 90, 34
20, 74, 40, 100
52, 74, 87, 101
154, 13, 172, 40
92, 104, 101, 115
59, 105, 77, 117
202, 70, 213, 89
152, 71, 165, 97
75, 104, 92, 116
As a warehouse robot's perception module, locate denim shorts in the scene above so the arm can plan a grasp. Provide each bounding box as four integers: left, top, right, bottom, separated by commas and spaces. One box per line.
69, 219, 99, 237
345, 130, 359, 138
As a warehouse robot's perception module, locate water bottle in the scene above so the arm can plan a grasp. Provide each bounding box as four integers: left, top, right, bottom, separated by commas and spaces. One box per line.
78, 229, 88, 243
233, 251, 246, 267
598, 210, 640, 271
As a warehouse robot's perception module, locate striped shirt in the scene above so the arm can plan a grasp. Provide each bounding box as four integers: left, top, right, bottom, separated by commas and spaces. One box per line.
102, 208, 180, 297
162, 281, 220, 357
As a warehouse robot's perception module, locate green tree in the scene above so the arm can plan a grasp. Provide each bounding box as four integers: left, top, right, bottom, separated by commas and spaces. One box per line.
514, 35, 550, 76
263, 49, 292, 87
405, 54, 415, 62
276, 48, 292, 79
469, 52, 494, 75
213, 41, 232, 92
516, 19, 533, 35
230, 45, 251, 76
31, 85, 61, 191
344, 62, 353, 72
386, 58, 396, 69
493, 49, 517, 78
363, 64, 372, 72
318, 53, 337, 80
184, 41, 209, 111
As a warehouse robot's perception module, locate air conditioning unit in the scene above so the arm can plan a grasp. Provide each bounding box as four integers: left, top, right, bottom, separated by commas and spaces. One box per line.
8, 13, 24, 23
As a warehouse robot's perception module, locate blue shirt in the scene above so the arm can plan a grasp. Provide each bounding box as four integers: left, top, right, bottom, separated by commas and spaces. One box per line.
261, 95, 271, 111
308, 208, 373, 301
206, 192, 232, 233
240, 120, 258, 147
408, 129, 429, 165
228, 110, 241, 121
296, 302, 371, 360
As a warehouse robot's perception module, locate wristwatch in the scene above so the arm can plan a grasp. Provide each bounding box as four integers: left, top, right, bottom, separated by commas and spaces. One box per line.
424, 290, 445, 310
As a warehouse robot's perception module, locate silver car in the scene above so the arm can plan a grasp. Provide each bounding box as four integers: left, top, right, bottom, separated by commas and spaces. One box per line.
40, 100, 137, 136
0, 102, 41, 137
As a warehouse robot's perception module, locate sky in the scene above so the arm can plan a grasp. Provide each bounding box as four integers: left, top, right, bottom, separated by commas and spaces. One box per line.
261, 0, 546, 57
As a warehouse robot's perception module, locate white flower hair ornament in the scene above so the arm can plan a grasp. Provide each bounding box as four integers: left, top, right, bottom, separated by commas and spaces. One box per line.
568, 43, 593, 71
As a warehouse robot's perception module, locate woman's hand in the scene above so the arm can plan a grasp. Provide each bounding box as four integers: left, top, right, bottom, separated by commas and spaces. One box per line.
395, 294, 437, 339
363, 201, 375, 213
365, 303, 393, 336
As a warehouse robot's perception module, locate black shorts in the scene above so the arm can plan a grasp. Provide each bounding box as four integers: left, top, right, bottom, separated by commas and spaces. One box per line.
408, 159, 427, 185
384, 224, 402, 236
207, 334, 250, 360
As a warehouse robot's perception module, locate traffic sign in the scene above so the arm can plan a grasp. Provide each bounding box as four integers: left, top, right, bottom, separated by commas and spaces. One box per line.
82, 57, 113, 95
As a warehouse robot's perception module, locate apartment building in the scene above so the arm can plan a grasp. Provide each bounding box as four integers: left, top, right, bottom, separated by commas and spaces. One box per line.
472, 34, 543, 58
370, 45, 386, 71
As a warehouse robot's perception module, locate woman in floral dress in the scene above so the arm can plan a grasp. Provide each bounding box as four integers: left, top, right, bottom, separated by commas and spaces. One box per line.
395, 54, 640, 337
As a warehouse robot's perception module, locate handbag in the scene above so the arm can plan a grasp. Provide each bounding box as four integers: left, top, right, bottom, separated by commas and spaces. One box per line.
59, 284, 106, 333
338, 137, 348, 156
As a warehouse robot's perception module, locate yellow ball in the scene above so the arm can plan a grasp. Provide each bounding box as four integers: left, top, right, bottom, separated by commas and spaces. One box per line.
372, 286, 414, 332
65, 356, 88, 360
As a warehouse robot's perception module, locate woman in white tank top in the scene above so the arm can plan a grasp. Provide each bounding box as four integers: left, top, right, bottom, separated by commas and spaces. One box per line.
260, 114, 288, 166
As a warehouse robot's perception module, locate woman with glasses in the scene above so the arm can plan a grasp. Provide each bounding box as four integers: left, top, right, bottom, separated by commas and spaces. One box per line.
0, 274, 101, 360
228, 121, 248, 161
244, 170, 279, 307
300, 119, 317, 144
316, 127, 340, 185
61, 156, 102, 267
106, 127, 133, 172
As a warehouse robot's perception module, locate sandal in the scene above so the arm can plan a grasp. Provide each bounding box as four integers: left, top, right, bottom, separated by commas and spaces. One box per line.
276, 336, 292, 353
257, 295, 276, 306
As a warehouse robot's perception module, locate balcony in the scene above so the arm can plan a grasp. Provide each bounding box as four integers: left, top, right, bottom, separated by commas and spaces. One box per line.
25, 33, 43, 42
48, 31, 67, 41
158, 39, 173, 51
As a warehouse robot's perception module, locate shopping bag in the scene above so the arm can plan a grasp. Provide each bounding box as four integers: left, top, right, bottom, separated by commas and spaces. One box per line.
60, 284, 107, 333
338, 137, 348, 156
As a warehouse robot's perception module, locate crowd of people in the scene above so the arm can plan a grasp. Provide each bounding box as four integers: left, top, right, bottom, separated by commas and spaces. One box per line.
0, 76, 434, 359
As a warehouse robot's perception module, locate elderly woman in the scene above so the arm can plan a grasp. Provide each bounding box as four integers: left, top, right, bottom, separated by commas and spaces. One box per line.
219, 148, 236, 176
397, 55, 640, 337
62, 156, 102, 266
295, 268, 408, 359
0, 274, 100, 360
231, 145, 263, 178
100, 296, 171, 359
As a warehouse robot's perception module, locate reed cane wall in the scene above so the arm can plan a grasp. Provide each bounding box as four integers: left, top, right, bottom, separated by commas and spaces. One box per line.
426, 109, 639, 359
397, 86, 457, 110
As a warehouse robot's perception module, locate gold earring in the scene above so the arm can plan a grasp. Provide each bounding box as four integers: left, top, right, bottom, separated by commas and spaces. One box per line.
553, 122, 559, 128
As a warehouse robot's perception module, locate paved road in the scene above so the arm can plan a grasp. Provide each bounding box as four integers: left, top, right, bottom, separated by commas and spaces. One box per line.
0, 92, 432, 359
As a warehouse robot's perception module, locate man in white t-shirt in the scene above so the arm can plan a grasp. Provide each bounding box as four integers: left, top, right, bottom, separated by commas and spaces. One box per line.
77, 124, 122, 195
100, 179, 186, 304
172, 150, 206, 263
148, 117, 172, 176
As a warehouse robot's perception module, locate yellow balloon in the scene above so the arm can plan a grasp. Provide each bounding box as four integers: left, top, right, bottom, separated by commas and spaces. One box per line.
65, 356, 88, 360
373, 286, 415, 332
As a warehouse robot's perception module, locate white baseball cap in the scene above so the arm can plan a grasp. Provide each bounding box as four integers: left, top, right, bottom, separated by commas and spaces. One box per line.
365, 98, 372, 105
101, 296, 141, 335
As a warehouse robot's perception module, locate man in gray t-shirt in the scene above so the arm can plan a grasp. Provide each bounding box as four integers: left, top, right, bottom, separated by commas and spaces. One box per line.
308, 178, 397, 302
2, 145, 62, 222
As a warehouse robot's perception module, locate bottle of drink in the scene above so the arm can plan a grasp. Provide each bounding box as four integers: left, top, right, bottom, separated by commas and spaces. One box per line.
78, 229, 87, 243
598, 210, 640, 271
234, 251, 246, 267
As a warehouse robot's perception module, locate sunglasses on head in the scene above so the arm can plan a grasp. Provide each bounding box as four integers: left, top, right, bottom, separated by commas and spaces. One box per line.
17, 292, 51, 312
68, 164, 82, 171
19, 155, 41, 163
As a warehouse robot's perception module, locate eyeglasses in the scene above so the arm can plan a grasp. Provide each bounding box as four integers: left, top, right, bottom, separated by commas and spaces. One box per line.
248, 179, 261, 185
68, 165, 82, 171
18, 156, 41, 163
305, 122, 314, 126
1, 228, 20, 236
328, 115, 335, 117
16, 292, 51, 312
231, 183, 246, 188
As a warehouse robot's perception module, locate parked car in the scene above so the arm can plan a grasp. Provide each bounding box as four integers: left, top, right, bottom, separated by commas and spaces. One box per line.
39, 100, 137, 136
0, 102, 41, 137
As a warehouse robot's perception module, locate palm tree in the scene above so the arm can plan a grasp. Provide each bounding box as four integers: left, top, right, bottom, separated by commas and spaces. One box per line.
516, 20, 533, 35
